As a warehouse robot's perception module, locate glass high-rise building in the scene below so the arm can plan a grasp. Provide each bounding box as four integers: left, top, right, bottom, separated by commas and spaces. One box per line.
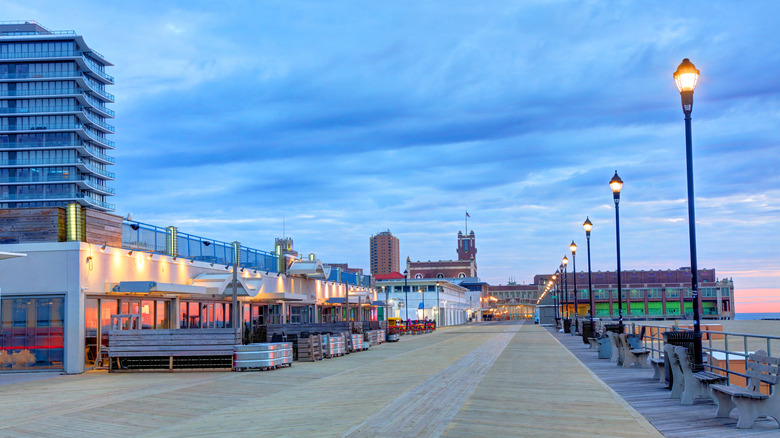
0, 21, 115, 211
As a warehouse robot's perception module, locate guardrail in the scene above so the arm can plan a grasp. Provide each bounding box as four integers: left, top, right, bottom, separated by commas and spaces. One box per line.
120, 220, 370, 287
626, 322, 779, 388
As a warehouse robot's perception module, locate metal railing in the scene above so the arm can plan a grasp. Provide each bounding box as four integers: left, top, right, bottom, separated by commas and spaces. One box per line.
119, 220, 371, 287
630, 323, 779, 388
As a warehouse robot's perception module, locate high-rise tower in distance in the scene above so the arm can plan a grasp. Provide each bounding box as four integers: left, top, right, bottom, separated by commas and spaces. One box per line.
370, 230, 399, 276
0, 21, 115, 211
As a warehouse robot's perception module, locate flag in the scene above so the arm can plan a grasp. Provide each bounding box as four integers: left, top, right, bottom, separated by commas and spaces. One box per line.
466, 211, 470, 218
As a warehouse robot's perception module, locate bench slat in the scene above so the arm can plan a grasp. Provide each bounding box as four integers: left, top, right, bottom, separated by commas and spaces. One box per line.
748, 352, 780, 365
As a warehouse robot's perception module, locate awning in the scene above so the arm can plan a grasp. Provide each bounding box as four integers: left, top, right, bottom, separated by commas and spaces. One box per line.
0, 251, 26, 261
325, 297, 378, 305
111, 281, 208, 295
191, 273, 259, 297
286, 260, 331, 278
255, 292, 307, 301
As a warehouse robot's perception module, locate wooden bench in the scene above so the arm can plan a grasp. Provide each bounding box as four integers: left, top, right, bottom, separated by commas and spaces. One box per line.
672, 345, 727, 405
620, 333, 650, 368
710, 350, 780, 429
108, 328, 236, 372
649, 356, 665, 383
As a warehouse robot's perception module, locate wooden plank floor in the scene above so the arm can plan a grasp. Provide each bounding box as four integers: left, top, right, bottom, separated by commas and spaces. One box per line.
550, 326, 780, 437
0, 321, 660, 437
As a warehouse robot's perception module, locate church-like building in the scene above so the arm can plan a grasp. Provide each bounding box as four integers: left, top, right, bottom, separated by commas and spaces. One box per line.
406, 230, 477, 279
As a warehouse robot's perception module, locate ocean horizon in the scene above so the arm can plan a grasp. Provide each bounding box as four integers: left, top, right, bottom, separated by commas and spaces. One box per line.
735, 312, 780, 320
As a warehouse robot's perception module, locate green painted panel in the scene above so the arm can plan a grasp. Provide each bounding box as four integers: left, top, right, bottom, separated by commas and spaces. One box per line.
684, 302, 693, 312
648, 302, 663, 310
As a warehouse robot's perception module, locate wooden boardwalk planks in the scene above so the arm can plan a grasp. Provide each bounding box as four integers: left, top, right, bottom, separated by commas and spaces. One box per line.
550, 327, 780, 437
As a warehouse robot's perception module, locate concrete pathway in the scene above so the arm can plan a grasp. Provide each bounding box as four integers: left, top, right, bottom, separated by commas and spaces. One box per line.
0, 321, 660, 437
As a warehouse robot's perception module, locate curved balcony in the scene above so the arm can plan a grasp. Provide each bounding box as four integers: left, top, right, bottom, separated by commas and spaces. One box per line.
0, 50, 113, 83
0, 141, 115, 164
0, 88, 80, 98
0, 157, 115, 180
0, 105, 82, 115
0, 176, 115, 195
0, 192, 115, 211
82, 110, 115, 133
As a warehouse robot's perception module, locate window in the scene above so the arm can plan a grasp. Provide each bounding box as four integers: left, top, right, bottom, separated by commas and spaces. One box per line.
415, 274, 422, 279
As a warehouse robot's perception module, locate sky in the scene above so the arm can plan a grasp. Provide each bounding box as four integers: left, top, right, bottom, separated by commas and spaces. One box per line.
4, 1, 778, 312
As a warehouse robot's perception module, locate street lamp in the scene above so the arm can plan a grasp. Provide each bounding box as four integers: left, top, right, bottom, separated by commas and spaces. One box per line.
559, 264, 565, 320
403, 269, 409, 321
435, 281, 441, 327
610, 171, 624, 332
674, 58, 703, 370
418, 287, 424, 320
569, 241, 579, 335
583, 217, 595, 332
551, 273, 559, 323
562, 255, 570, 332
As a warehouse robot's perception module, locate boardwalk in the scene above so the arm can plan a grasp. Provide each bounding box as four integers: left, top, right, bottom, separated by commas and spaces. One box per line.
0, 321, 660, 437
549, 326, 780, 437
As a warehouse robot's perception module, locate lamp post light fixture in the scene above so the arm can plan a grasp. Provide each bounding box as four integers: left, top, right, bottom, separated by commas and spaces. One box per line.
610, 171, 624, 332
569, 241, 579, 334
403, 269, 409, 321
583, 217, 595, 331
674, 58, 703, 370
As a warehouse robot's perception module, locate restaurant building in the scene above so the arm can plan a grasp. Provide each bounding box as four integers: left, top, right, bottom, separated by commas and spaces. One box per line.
0, 207, 376, 374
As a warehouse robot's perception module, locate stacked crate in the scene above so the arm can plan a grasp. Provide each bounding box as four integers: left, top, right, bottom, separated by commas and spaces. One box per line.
349, 333, 365, 352
297, 335, 323, 362
324, 335, 346, 358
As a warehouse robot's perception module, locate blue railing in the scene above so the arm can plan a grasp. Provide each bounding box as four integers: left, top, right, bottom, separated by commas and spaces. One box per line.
121, 221, 280, 273
119, 220, 370, 286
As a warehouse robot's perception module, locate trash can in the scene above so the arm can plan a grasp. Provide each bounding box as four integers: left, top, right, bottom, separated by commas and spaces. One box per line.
563, 318, 571, 333
581, 321, 594, 344
604, 323, 622, 334
663, 330, 697, 386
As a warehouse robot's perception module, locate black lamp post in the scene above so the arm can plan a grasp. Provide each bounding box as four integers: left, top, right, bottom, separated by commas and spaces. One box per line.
548, 273, 563, 324
583, 218, 595, 331
610, 171, 624, 332
674, 58, 703, 370
436, 281, 441, 327
559, 264, 565, 319
569, 241, 579, 334
562, 255, 570, 331
403, 269, 409, 322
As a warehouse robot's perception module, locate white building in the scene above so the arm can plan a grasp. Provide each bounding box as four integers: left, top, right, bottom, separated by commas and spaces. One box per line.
0, 241, 375, 374
376, 278, 471, 327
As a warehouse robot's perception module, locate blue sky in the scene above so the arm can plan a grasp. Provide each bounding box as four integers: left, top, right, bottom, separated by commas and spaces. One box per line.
6, 1, 779, 310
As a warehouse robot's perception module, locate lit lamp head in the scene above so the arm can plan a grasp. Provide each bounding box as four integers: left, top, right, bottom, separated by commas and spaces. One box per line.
583, 217, 593, 238
569, 240, 577, 255
609, 171, 623, 204
673, 58, 699, 114
562, 255, 568, 267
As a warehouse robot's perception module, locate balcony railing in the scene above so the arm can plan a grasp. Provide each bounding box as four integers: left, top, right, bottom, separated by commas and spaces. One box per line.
0, 175, 115, 194
0, 192, 114, 210
0, 157, 115, 179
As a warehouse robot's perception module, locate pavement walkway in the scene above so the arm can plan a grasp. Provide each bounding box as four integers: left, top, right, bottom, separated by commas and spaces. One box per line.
0, 321, 661, 437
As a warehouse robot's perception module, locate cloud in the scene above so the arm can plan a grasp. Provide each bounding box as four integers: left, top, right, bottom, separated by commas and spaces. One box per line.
10, 1, 780, 310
